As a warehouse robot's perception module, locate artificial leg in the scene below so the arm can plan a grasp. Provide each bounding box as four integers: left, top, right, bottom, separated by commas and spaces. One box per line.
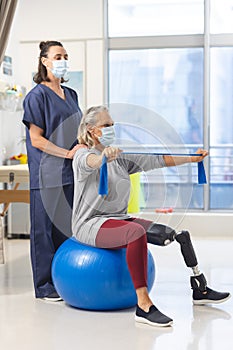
146, 224, 231, 304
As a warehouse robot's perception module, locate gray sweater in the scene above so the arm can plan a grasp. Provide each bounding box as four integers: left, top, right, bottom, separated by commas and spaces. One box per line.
72, 148, 166, 246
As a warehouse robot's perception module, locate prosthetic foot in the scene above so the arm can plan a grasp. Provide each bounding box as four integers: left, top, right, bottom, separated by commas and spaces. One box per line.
191, 273, 231, 305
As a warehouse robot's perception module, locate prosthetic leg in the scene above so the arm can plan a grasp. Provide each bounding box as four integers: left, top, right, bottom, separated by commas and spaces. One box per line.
175, 230, 207, 292
146, 223, 230, 304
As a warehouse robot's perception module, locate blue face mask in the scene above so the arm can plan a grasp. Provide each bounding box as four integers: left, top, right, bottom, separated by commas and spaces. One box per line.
49, 60, 69, 78
98, 125, 115, 146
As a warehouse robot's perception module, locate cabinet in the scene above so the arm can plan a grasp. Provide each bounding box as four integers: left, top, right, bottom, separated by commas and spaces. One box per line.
0, 164, 30, 238
6, 182, 30, 238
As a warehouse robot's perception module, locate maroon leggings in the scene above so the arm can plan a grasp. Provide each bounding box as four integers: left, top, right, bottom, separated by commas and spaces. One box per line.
96, 218, 152, 290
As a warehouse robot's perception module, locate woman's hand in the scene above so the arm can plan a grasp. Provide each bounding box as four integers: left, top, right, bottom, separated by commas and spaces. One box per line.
191, 148, 209, 163
102, 146, 123, 163
66, 144, 88, 159
164, 148, 209, 167
86, 146, 122, 168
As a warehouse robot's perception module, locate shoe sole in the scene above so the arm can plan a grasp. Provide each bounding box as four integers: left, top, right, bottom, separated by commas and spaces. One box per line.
193, 294, 231, 305
42, 297, 63, 302
135, 315, 173, 327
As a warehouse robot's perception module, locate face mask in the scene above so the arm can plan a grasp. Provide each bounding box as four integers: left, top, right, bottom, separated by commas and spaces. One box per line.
49, 60, 69, 78
98, 125, 115, 146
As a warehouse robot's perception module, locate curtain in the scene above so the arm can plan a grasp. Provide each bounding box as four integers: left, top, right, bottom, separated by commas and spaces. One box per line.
0, 0, 18, 66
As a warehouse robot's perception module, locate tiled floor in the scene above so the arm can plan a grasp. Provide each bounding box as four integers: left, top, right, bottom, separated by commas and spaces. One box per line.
0, 237, 233, 350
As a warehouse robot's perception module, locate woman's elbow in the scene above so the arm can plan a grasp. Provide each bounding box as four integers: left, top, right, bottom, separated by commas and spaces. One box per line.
30, 137, 38, 148
30, 136, 43, 150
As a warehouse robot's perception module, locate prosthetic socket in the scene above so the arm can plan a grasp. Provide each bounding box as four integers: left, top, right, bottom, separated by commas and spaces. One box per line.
146, 223, 207, 292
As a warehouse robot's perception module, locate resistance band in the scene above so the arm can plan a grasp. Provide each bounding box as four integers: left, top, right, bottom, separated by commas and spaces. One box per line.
99, 153, 207, 197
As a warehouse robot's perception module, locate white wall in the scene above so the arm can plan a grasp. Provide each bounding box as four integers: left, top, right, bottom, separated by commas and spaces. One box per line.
17, 0, 105, 108
18, 0, 103, 42
0, 2, 21, 84
0, 0, 105, 165
140, 212, 233, 238
0, 2, 22, 165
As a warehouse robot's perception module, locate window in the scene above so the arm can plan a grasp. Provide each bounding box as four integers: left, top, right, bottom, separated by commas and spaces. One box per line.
110, 49, 203, 145
210, 47, 233, 208
108, 0, 233, 211
210, 0, 233, 34
108, 0, 204, 37
109, 49, 204, 209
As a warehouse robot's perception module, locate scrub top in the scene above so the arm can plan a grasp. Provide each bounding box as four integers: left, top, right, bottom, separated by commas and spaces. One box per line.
22, 84, 82, 189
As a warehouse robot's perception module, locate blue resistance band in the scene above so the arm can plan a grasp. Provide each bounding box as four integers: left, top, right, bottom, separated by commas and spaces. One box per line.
98, 153, 207, 197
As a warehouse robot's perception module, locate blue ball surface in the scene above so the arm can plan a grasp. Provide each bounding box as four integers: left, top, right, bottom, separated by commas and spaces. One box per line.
52, 237, 155, 310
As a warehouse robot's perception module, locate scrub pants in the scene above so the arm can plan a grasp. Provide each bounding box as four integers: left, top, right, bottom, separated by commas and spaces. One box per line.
30, 184, 74, 298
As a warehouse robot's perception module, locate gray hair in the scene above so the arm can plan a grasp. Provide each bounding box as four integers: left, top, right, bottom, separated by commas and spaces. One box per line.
78, 105, 108, 147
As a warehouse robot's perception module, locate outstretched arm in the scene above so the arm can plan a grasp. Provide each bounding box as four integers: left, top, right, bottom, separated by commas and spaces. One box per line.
163, 148, 208, 167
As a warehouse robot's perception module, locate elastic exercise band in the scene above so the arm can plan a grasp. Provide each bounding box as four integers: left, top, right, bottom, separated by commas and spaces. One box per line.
98, 153, 207, 197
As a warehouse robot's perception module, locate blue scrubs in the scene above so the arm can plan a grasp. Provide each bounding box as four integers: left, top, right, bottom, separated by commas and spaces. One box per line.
23, 84, 82, 297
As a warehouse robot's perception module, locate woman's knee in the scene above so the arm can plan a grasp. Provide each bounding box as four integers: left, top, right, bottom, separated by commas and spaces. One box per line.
126, 223, 146, 244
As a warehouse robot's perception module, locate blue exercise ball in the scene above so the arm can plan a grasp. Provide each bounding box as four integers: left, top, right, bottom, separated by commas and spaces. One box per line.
52, 237, 155, 310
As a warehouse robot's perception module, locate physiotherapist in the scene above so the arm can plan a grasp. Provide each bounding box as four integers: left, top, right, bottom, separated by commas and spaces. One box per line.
22, 40, 84, 301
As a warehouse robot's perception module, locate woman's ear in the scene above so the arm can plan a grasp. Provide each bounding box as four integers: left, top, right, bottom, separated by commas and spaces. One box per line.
87, 125, 94, 135
41, 57, 47, 67
92, 126, 102, 138
88, 127, 101, 146
88, 126, 98, 137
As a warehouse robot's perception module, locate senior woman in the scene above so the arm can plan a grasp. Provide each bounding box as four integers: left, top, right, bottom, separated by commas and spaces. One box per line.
71, 106, 230, 327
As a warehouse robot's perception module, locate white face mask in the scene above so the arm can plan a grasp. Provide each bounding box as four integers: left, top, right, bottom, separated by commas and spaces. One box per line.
98, 125, 115, 146
49, 60, 69, 78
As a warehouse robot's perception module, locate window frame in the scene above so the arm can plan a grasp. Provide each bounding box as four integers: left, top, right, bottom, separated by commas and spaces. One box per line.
105, 0, 233, 212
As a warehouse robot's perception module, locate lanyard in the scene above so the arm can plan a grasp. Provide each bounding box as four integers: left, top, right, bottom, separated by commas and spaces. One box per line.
99, 153, 207, 197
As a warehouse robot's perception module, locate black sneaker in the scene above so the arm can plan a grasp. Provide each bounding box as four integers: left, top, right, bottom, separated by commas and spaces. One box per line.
42, 292, 63, 302
135, 305, 173, 327
193, 287, 231, 305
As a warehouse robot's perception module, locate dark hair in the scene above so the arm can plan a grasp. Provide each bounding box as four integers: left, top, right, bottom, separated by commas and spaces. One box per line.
33, 40, 67, 84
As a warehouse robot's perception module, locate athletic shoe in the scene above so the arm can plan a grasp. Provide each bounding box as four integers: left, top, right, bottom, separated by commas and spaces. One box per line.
42, 292, 63, 302
193, 287, 231, 305
135, 305, 173, 327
